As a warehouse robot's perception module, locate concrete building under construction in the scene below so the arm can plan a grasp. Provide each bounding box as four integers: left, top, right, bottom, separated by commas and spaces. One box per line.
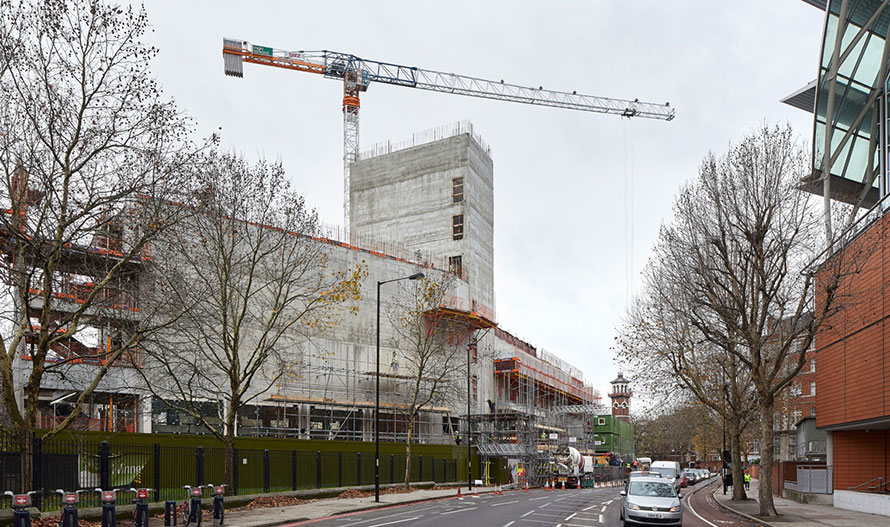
10, 122, 605, 472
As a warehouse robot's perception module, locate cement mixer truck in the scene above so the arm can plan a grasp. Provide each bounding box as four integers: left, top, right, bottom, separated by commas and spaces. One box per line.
551, 446, 583, 488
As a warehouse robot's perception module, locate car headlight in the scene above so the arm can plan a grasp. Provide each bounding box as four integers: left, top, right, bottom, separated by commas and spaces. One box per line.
628, 503, 641, 510
669, 506, 681, 512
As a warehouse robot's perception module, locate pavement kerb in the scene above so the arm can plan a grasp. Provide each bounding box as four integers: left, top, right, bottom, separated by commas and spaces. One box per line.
710, 487, 773, 527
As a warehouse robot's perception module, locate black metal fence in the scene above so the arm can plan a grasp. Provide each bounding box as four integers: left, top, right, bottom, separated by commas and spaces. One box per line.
0, 434, 460, 511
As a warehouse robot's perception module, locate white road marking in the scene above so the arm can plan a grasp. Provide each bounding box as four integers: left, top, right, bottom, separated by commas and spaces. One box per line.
491, 500, 519, 507
529, 496, 549, 501
599, 514, 604, 523
502, 522, 515, 527
441, 507, 477, 515
521, 510, 534, 518
582, 505, 596, 511
683, 488, 719, 527
366, 517, 421, 527
539, 503, 549, 508
564, 513, 577, 520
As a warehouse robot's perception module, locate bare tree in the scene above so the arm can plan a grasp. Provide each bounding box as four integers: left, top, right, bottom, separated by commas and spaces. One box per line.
0, 0, 202, 490
617, 286, 758, 500
387, 273, 469, 488
620, 124, 868, 515
138, 152, 366, 488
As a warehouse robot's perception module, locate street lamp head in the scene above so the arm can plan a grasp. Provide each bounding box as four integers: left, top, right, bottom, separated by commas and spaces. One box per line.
408, 272, 425, 280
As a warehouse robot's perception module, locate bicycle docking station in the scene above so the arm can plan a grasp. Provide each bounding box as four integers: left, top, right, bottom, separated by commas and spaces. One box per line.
211, 486, 225, 527
3, 491, 38, 527
130, 487, 152, 527
56, 489, 80, 527
95, 489, 117, 527
164, 499, 178, 527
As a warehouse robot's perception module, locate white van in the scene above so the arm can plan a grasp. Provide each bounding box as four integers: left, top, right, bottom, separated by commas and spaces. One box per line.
650, 460, 682, 491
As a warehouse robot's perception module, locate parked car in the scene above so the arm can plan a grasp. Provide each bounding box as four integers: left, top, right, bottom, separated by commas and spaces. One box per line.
620, 476, 683, 527
681, 470, 697, 486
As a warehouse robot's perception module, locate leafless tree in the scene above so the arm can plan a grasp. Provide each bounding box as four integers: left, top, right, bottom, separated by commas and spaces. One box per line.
137, 153, 366, 488
0, 0, 203, 490
618, 124, 870, 515
617, 284, 758, 500
386, 273, 471, 488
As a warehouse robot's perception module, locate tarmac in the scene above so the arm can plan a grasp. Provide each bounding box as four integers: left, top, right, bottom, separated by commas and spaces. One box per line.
223, 486, 497, 527
714, 478, 888, 527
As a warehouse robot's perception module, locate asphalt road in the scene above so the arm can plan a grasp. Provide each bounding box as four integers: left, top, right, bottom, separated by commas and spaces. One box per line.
287, 477, 755, 527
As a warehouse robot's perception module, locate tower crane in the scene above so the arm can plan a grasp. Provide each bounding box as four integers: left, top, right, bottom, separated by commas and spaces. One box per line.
222, 39, 675, 232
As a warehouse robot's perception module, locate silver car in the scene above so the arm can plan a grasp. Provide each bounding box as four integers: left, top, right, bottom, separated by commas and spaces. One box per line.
620, 476, 683, 527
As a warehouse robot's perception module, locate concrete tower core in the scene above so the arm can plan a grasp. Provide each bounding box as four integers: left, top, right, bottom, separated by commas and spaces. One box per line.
349, 124, 495, 313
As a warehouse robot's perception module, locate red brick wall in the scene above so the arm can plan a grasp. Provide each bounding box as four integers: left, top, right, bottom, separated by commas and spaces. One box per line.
815, 215, 888, 428
833, 430, 889, 490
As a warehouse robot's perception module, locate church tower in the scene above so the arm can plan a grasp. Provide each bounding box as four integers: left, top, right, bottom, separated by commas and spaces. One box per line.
609, 372, 632, 422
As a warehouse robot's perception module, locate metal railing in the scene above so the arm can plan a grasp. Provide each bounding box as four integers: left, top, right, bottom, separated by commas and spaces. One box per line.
847, 476, 888, 493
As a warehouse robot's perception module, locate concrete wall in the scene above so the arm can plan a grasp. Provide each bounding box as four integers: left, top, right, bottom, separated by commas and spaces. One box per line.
350, 133, 495, 313
834, 490, 890, 517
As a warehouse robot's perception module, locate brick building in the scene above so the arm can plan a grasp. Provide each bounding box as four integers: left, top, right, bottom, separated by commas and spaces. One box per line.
781, 0, 890, 515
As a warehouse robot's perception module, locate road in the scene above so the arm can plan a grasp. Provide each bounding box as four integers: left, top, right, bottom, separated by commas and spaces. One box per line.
285, 478, 756, 527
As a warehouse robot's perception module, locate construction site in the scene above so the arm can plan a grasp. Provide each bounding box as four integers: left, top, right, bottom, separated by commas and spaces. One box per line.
7, 34, 659, 488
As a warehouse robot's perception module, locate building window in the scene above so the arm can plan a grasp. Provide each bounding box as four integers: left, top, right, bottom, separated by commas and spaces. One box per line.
452, 177, 464, 203
621, 402, 627, 408
810, 358, 816, 372
810, 381, 816, 396
448, 255, 462, 276
597, 418, 605, 426
810, 407, 816, 416
452, 215, 464, 240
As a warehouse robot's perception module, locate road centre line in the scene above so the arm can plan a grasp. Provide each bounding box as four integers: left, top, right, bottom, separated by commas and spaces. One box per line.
565, 513, 577, 521
491, 500, 519, 507
529, 496, 549, 501
366, 517, 420, 527
582, 506, 595, 511
440, 507, 477, 515
521, 511, 534, 518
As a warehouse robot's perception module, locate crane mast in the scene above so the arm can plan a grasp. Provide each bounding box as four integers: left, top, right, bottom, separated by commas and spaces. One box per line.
222, 39, 675, 231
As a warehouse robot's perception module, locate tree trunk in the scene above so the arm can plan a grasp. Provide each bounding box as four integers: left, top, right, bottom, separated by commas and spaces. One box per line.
730, 420, 747, 501
404, 415, 414, 489
224, 395, 239, 488
18, 429, 33, 494
758, 396, 778, 516
224, 438, 235, 489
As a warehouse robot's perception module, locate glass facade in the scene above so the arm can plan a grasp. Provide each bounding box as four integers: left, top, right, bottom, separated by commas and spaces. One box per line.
814, 0, 890, 206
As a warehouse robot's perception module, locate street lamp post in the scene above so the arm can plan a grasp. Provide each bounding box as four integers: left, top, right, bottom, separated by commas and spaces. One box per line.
467, 337, 475, 492
375, 272, 424, 503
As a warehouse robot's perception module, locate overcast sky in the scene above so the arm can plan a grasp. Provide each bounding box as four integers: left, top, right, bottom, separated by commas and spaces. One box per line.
138, 0, 825, 399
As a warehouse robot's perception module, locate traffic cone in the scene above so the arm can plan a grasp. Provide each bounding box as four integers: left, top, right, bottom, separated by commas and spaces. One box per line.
544, 480, 550, 491
456, 487, 462, 500
473, 487, 479, 498
578, 479, 582, 491
524, 482, 529, 493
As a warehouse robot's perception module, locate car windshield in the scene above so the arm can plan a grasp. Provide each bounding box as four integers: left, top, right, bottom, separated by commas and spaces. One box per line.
628, 481, 676, 497
650, 467, 674, 478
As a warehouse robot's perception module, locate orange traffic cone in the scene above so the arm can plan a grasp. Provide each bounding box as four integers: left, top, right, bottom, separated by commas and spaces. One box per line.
544, 480, 550, 491
456, 487, 462, 499
473, 487, 479, 498
524, 481, 529, 493
561, 481, 565, 490
578, 480, 582, 490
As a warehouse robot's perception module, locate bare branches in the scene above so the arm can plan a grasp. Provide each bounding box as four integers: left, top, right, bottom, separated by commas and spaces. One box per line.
137, 152, 366, 487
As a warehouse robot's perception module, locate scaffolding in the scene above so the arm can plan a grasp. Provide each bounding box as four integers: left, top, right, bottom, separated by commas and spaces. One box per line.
471, 329, 603, 485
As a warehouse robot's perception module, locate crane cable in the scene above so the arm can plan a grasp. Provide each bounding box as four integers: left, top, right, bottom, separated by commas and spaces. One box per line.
623, 118, 635, 308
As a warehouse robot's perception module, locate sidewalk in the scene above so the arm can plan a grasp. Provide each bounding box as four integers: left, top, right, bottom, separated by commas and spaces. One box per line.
713, 478, 887, 527
224, 486, 498, 527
